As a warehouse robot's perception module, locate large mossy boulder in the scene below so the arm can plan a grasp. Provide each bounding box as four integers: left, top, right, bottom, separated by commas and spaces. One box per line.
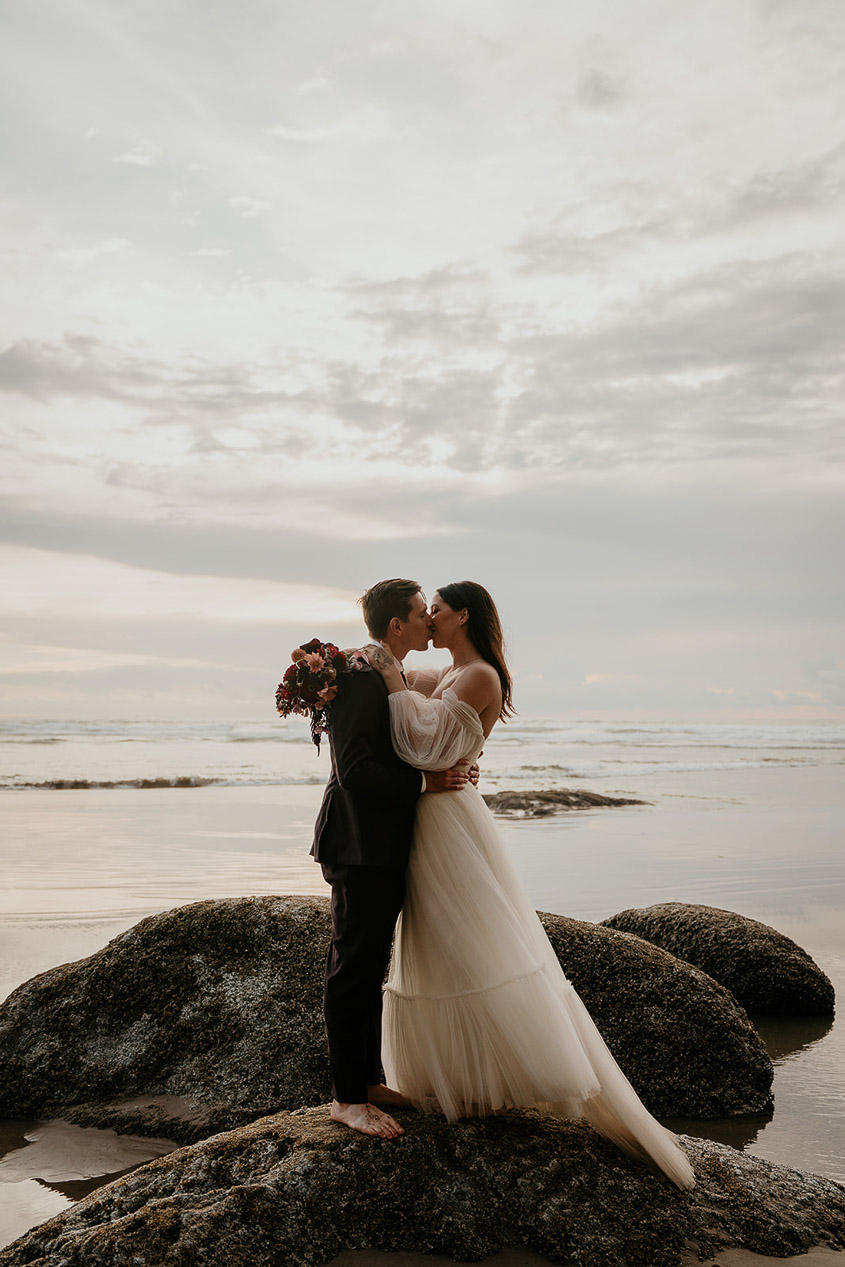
602, 902, 835, 1015
2, 1108, 844, 1267
0, 897, 331, 1141
539, 913, 772, 1118
0, 897, 772, 1140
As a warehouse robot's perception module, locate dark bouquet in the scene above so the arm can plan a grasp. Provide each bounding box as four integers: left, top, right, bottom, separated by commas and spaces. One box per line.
275, 638, 367, 751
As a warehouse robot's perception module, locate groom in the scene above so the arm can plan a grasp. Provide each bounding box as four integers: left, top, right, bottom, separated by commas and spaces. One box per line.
312, 578, 473, 1139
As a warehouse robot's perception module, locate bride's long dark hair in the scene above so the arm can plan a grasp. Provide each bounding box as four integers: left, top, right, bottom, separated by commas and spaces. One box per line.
437, 581, 514, 720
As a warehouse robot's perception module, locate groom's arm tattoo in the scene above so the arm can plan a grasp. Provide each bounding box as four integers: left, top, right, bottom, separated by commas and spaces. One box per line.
367, 646, 395, 672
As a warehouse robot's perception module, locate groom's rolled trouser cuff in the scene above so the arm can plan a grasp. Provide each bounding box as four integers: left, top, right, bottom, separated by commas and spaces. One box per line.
321, 860, 405, 1104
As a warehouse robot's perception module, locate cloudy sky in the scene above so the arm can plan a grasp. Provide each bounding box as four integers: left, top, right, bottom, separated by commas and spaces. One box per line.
1, 0, 843, 720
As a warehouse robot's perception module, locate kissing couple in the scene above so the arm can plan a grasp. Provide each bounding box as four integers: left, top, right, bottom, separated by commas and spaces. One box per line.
311, 578, 694, 1189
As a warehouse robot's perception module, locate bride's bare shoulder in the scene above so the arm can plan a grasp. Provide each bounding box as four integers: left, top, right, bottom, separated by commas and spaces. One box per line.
460, 661, 499, 684
448, 661, 500, 708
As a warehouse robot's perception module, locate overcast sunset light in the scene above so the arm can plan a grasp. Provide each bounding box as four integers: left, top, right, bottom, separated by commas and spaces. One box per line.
1, 0, 843, 721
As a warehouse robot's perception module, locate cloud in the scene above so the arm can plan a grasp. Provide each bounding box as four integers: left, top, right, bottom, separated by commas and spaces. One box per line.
503, 254, 845, 467
2, 238, 841, 502
512, 220, 669, 276
576, 69, 625, 110
295, 76, 331, 96
0, 544, 360, 625
0, 335, 304, 422
718, 143, 845, 228
803, 661, 845, 705
582, 673, 637, 686
768, 688, 825, 703
0, 639, 229, 675
267, 105, 409, 144
0, 336, 164, 403
112, 139, 160, 166
512, 144, 845, 277
2, 0, 844, 720
336, 253, 844, 472
228, 196, 273, 218
56, 238, 136, 267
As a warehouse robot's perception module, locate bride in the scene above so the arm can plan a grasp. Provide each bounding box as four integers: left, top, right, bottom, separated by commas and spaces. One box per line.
366, 581, 695, 1191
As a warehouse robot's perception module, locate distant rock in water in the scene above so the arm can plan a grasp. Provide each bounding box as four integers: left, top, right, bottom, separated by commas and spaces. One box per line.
539, 914, 772, 1119
483, 788, 648, 816
602, 903, 835, 1016
3, 1108, 844, 1267
0, 897, 772, 1139
29, 776, 221, 789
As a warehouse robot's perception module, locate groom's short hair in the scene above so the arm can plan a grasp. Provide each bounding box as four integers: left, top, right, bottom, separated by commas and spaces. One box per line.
360, 578, 422, 639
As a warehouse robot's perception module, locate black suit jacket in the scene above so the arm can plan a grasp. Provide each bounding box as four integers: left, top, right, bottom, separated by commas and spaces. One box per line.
311, 666, 422, 871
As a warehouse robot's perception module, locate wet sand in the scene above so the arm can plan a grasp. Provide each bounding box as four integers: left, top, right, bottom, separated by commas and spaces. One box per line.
328, 1251, 845, 1266
0, 770, 843, 1252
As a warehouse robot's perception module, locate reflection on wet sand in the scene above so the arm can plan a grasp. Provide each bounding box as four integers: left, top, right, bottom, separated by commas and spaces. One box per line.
34, 1166, 141, 1203
751, 1011, 835, 1063
0, 1120, 176, 1187
661, 1109, 774, 1152
0, 1119, 177, 1243
664, 1002, 838, 1161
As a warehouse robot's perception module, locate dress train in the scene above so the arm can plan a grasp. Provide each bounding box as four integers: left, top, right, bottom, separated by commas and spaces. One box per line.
382, 689, 695, 1191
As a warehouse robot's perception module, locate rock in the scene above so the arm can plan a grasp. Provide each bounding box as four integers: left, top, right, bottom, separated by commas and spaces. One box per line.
0, 898, 772, 1139
539, 913, 772, 1118
482, 788, 647, 816
2, 1108, 844, 1267
0, 896, 333, 1142
602, 903, 836, 1015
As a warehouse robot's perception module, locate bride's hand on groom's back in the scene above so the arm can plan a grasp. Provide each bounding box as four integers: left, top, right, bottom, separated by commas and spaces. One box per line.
425, 759, 479, 794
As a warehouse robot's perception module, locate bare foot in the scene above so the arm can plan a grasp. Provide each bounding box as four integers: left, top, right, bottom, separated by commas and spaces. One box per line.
331, 1100, 404, 1139
367, 1083, 414, 1109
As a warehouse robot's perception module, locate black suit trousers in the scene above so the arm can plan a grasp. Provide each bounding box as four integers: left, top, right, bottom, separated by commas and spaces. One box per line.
321, 860, 406, 1104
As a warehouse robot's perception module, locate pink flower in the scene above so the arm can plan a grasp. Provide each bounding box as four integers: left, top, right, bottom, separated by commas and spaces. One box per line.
303, 652, 325, 672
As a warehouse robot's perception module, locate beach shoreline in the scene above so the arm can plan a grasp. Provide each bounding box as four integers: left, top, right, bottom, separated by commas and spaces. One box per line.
0, 732, 842, 1253
328, 1250, 845, 1266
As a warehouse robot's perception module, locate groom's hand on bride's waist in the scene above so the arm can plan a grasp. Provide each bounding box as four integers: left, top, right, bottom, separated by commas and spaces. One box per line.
424, 759, 480, 794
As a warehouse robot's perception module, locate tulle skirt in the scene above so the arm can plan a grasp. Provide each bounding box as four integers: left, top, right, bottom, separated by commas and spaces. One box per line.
382, 785, 695, 1190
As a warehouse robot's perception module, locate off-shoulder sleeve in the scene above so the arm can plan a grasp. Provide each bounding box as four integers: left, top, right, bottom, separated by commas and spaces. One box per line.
404, 664, 447, 697
388, 687, 484, 770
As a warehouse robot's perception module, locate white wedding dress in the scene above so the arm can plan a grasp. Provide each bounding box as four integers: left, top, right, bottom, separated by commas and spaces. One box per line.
382, 686, 695, 1190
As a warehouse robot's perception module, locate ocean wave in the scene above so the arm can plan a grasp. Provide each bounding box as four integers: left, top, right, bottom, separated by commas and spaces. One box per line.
518, 763, 572, 771
3, 776, 224, 790
0, 774, 329, 790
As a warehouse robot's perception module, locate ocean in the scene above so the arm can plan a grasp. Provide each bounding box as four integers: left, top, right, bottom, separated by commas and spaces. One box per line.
2, 715, 843, 790
0, 716, 843, 1248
